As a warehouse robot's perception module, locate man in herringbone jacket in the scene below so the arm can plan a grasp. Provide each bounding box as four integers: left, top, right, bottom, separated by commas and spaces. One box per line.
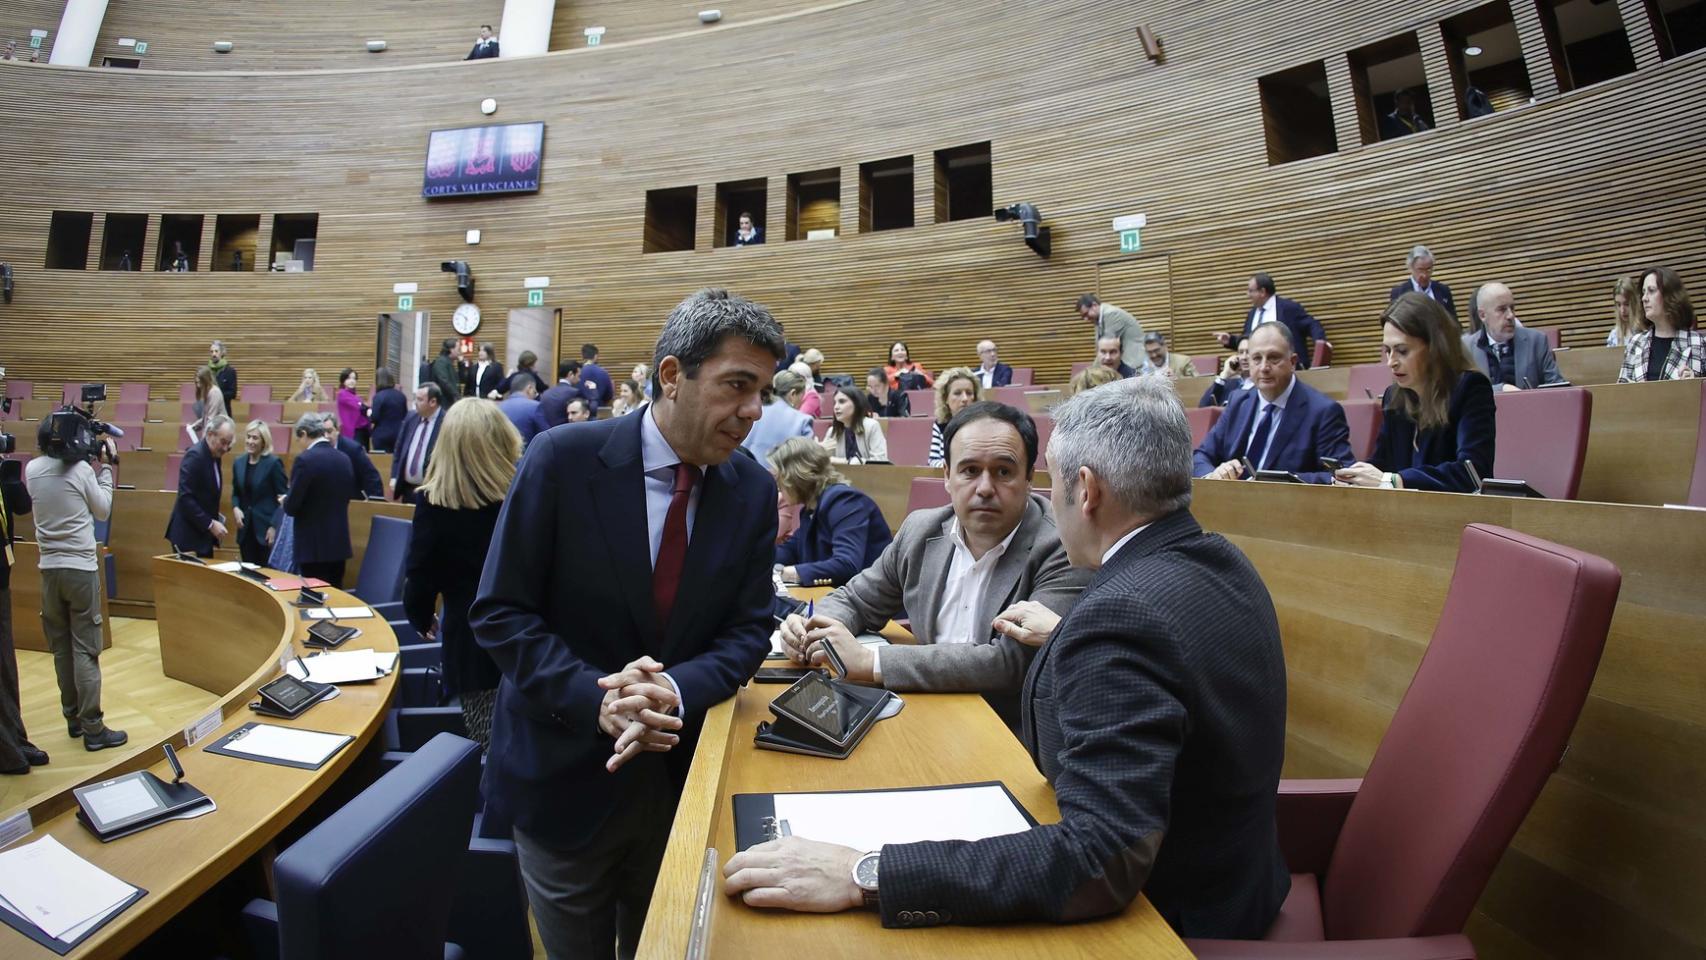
726, 377, 1290, 940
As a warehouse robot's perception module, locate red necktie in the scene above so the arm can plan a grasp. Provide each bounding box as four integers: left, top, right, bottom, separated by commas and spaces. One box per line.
652, 463, 699, 636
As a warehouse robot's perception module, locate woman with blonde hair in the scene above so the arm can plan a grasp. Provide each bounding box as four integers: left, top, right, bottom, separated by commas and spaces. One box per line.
1068, 364, 1121, 396
289, 368, 328, 403
927, 367, 982, 468
231, 419, 286, 566
769, 437, 892, 586
1607, 276, 1641, 348
402, 399, 523, 745
1336, 292, 1494, 491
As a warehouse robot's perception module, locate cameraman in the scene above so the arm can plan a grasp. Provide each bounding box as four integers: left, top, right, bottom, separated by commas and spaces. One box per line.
2, 433, 45, 775
23, 420, 126, 751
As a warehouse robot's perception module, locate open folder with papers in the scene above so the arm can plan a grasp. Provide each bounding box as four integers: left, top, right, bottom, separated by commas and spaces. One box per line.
0, 835, 147, 954
283, 648, 398, 684
732, 781, 1037, 852
203, 722, 354, 770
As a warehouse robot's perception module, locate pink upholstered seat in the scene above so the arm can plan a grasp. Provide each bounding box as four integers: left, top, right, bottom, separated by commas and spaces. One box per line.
883, 418, 934, 467
1339, 400, 1383, 462
1491, 388, 1592, 499
1346, 363, 1394, 402
1187, 406, 1222, 448
1311, 341, 1333, 368
1190, 524, 1620, 960
905, 477, 950, 514
1191, 354, 1223, 377
903, 389, 933, 416
1010, 367, 1034, 386
118, 382, 150, 403
240, 383, 273, 403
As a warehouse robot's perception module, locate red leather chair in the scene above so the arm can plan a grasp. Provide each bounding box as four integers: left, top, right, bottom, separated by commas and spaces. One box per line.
1311, 341, 1333, 368
811, 419, 830, 441
1186, 407, 1222, 448
1542, 327, 1561, 349
179, 383, 197, 402
1346, 363, 1394, 402
1189, 524, 1620, 960
905, 477, 950, 514
1689, 386, 1706, 507
3, 380, 31, 400
61, 383, 92, 405
903, 389, 934, 417
1492, 388, 1592, 499
884, 418, 934, 467
118, 382, 150, 404
247, 401, 285, 424
109, 425, 144, 452
180, 402, 199, 424
1010, 367, 1034, 387
1339, 400, 1384, 462
114, 401, 149, 423
268, 423, 291, 455
164, 453, 184, 492
1191, 354, 1223, 377
240, 384, 273, 403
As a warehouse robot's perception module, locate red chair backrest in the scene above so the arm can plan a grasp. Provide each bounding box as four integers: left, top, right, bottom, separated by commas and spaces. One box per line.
1322, 524, 1619, 940
1312, 341, 1334, 368
883, 418, 934, 467
1010, 367, 1034, 386
164, 454, 184, 491
1690, 386, 1706, 507
61, 383, 89, 405
1492, 388, 1591, 500
110, 426, 143, 452
811, 419, 830, 441
1346, 363, 1394, 401
1190, 355, 1222, 378
114, 401, 149, 422
248, 401, 285, 424
1186, 406, 1221, 448
1542, 327, 1561, 349
3, 380, 31, 400
119, 382, 150, 403
1339, 399, 1384, 462
179, 383, 198, 402
180, 402, 199, 425
269, 423, 290, 455
905, 477, 950, 514
903, 389, 933, 417
240, 384, 273, 403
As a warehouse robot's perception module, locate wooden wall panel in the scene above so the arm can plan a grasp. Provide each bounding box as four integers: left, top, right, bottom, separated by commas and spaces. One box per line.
89, 0, 505, 71
0, 0, 1701, 406
0, 0, 58, 62
547, 0, 826, 54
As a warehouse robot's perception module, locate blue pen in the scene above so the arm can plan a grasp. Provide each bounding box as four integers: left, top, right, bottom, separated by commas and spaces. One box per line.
807, 599, 814, 620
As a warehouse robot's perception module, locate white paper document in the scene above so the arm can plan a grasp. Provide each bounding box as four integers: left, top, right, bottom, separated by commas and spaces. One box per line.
767, 631, 890, 658
0, 835, 138, 941
770, 783, 1032, 853
285, 648, 398, 684
302, 606, 375, 620
210, 561, 263, 573
220, 725, 352, 767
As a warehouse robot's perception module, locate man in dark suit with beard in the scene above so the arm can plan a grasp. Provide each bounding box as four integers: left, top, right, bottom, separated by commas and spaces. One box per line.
725, 377, 1290, 941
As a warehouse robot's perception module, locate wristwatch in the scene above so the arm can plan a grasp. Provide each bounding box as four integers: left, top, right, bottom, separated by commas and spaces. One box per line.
852, 851, 880, 909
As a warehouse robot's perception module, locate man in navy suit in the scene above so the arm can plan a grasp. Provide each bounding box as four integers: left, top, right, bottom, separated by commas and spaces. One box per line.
1097, 337, 1136, 379
390, 383, 444, 503
579, 343, 615, 408
1215, 273, 1329, 369
1193, 323, 1353, 484
725, 377, 1289, 939
537, 360, 588, 428
322, 412, 384, 499
472, 288, 784, 960
1388, 244, 1457, 320
165, 416, 235, 556
283, 415, 353, 588
464, 24, 499, 60
975, 339, 1014, 388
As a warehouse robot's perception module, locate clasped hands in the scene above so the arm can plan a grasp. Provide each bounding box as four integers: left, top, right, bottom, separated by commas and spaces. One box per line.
596, 655, 683, 773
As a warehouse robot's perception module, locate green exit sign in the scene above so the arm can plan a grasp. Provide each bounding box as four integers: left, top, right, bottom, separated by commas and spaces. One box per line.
1119, 229, 1141, 253
134, 41, 147, 54
527, 288, 544, 307
397, 294, 413, 310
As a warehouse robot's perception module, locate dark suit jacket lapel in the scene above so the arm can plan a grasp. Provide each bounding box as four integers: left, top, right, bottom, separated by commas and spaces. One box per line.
588, 415, 661, 648
662, 458, 745, 663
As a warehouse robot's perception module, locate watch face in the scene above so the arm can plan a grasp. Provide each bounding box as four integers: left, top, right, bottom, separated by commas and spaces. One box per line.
854, 852, 880, 889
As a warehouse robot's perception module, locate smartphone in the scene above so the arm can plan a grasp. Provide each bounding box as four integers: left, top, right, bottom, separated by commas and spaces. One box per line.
1320, 457, 1345, 472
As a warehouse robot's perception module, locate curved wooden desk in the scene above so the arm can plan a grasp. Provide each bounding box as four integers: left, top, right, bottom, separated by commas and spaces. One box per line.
638, 588, 1193, 959
0, 557, 397, 960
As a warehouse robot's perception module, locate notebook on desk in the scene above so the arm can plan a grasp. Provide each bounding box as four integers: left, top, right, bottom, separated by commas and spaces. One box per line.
732, 781, 1037, 851
0, 836, 147, 955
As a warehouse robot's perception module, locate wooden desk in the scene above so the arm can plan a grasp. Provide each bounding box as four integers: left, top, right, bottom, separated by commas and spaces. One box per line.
0, 558, 398, 960
1187, 480, 1706, 960
638, 588, 1191, 959
8, 541, 115, 652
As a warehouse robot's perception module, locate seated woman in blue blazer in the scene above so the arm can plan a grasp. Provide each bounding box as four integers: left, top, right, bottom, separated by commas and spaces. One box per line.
1336, 292, 1495, 492
769, 437, 894, 587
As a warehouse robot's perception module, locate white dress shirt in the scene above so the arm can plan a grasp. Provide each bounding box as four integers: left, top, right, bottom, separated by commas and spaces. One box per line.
639, 408, 699, 711
979, 365, 998, 388
1250, 297, 1277, 333
1101, 522, 1152, 567
871, 516, 1021, 683
1245, 377, 1296, 471
474, 360, 493, 394
1411, 278, 1438, 301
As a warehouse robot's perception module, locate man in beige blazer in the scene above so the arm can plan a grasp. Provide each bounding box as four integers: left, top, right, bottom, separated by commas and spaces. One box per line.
779, 402, 1091, 727
1144, 332, 1198, 379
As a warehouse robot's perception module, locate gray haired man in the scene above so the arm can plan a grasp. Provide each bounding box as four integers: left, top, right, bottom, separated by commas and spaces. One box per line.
1389, 244, 1457, 318
726, 377, 1291, 939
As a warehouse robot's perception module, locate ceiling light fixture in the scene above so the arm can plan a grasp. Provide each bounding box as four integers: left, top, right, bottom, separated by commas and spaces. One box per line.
1465, 45, 1483, 56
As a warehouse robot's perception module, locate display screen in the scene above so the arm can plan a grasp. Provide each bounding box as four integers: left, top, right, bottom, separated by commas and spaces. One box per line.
421, 122, 546, 198
771, 673, 853, 742
261, 675, 318, 711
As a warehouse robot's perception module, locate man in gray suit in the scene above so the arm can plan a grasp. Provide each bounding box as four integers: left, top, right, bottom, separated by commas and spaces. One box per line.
727, 377, 1290, 938
778, 402, 1090, 725
1078, 293, 1144, 371
1463, 283, 1563, 390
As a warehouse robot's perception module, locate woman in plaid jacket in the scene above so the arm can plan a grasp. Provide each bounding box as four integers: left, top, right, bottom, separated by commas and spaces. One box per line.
1618, 266, 1705, 382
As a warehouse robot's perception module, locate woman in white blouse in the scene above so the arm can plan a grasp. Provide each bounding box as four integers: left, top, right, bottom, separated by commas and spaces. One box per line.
817, 387, 888, 463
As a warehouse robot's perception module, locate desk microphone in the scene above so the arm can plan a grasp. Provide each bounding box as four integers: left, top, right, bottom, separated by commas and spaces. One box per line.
1521, 376, 1534, 390
163, 742, 186, 784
